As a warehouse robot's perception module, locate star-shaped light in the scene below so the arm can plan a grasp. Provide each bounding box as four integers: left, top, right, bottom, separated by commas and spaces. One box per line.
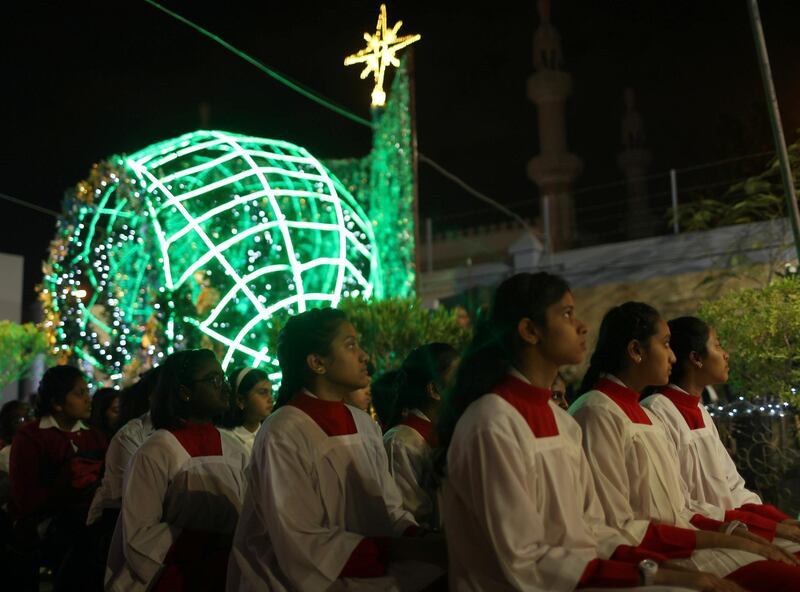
344, 4, 420, 107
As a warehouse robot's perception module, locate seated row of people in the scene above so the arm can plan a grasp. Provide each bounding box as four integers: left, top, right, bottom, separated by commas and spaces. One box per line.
5, 270, 800, 591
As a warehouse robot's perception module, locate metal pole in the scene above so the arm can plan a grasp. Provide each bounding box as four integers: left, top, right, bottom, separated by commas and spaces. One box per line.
542, 195, 552, 255
425, 217, 434, 272
670, 168, 680, 234
747, 0, 800, 261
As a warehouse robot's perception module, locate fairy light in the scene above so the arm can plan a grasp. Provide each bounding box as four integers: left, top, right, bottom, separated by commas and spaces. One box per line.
42, 131, 381, 382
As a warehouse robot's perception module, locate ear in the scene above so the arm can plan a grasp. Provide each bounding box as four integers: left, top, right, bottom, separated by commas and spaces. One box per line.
306, 353, 326, 375
626, 339, 645, 364
178, 384, 192, 403
426, 382, 442, 401
688, 351, 703, 368
517, 318, 542, 346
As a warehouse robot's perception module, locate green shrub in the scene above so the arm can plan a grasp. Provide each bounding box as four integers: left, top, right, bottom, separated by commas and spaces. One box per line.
699, 277, 800, 404
0, 321, 50, 393
267, 298, 471, 376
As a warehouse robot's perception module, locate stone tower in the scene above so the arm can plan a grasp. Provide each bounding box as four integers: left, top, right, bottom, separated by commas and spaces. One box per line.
526, 0, 582, 251
617, 88, 654, 239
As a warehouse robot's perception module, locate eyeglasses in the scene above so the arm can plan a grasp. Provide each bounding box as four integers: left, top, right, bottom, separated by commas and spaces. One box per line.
191, 373, 229, 390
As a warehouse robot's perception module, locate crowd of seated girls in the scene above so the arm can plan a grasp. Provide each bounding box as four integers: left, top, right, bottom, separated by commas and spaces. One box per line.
1, 271, 800, 591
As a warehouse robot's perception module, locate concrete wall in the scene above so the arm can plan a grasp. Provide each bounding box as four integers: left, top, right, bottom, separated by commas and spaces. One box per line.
420, 219, 795, 383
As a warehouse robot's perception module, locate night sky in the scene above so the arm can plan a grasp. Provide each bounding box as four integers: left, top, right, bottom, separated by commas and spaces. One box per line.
3, 0, 800, 314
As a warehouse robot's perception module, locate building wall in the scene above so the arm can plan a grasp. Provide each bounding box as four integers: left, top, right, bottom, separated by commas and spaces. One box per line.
420, 219, 794, 384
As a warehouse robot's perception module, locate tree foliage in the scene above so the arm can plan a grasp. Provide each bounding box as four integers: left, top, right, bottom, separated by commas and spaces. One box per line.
675, 144, 800, 232
0, 322, 50, 392
699, 277, 800, 404
267, 298, 471, 376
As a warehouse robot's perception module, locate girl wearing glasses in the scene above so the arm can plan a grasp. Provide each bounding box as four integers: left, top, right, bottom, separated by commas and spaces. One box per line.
228, 307, 446, 591
105, 349, 249, 592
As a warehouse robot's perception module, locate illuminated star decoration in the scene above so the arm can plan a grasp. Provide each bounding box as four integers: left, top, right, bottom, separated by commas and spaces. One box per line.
344, 4, 420, 107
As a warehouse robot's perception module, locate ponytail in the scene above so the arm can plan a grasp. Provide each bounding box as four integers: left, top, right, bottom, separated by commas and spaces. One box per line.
578, 302, 661, 395
390, 343, 458, 428
435, 272, 570, 478
273, 308, 348, 409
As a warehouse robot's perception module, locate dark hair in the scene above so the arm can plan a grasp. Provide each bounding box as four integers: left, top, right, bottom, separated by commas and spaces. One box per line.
151, 349, 219, 430
578, 301, 661, 395
274, 308, 348, 409
370, 370, 401, 429
90, 387, 121, 438
218, 367, 272, 428
0, 400, 29, 443
35, 365, 85, 417
667, 316, 711, 385
118, 366, 163, 426
388, 343, 458, 428
435, 272, 571, 476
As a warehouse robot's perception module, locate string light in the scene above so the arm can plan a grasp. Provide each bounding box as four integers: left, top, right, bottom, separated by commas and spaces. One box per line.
42, 131, 382, 381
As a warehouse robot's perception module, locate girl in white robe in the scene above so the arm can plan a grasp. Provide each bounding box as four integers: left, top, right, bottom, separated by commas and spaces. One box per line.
570, 301, 800, 591
383, 343, 458, 527
438, 272, 730, 591
88, 367, 162, 527
227, 307, 446, 592
217, 367, 273, 459
105, 348, 249, 592
641, 317, 800, 548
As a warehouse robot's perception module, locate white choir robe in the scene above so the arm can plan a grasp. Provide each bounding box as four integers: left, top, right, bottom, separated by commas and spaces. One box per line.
105, 423, 248, 592
221, 425, 257, 459
443, 370, 692, 592
383, 409, 436, 527
642, 387, 800, 553
569, 376, 773, 578
226, 391, 442, 592
87, 412, 153, 525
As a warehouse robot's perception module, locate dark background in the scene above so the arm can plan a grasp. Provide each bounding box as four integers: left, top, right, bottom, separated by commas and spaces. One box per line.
3, 0, 800, 314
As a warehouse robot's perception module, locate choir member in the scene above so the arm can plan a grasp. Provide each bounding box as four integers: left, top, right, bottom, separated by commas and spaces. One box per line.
87, 366, 162, 526
571, 302, 800, 590
438, 273, 729, 591
105, 349, 248, 592
227, 307, 445, 591
383, 342, 458, 526
641, 317, 800, 548
218, 367, 273, 457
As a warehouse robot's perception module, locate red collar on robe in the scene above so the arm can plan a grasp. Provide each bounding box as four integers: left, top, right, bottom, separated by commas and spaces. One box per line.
594, 377, 652, 425
288, 391, 357, 436
168, 422, 222, 457
660, 385, 705, 430
493, 374, 559, 438
401, 412, 437, 447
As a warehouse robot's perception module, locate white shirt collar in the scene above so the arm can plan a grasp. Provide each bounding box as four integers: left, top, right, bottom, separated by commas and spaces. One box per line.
667, 383, 691, 395
408, 408, 431, 422
509, 366, 534, 384
39, 415, 89, 432
601, 373, 628, 388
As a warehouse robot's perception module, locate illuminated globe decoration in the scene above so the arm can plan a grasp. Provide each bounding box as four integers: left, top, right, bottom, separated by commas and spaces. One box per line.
42, 130, 381, 381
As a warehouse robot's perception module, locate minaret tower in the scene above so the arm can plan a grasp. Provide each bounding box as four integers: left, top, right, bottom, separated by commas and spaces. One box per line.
526, 0, 582, 251
617, 88, 654, 239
